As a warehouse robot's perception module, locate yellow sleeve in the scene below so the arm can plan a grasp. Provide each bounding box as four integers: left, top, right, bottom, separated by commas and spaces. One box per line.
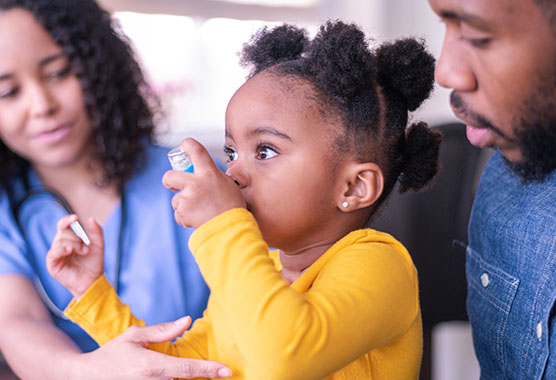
189, 208, 419, 380
64, 274, 209, 360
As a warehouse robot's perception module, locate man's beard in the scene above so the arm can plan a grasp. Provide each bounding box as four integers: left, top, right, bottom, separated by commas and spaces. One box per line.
503, 77, 556, 183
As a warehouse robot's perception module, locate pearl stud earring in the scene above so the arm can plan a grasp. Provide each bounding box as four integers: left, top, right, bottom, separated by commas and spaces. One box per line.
342, 201, 349, 208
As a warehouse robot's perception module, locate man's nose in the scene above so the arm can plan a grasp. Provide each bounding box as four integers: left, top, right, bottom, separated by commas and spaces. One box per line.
435, 35, 477, 92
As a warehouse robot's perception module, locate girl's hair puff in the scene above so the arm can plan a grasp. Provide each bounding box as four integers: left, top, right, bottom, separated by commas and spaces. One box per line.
0, 0, 157, 191
240, 20, 442, 211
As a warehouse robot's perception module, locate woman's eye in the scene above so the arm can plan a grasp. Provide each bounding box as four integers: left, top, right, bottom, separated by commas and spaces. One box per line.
0, 87, 18, 99
256, 145, 278, 160
46, 67, 71, 81
224, 146, 238, 162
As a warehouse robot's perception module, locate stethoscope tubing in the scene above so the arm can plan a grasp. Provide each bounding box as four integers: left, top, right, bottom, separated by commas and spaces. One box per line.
8, 182, 125, 320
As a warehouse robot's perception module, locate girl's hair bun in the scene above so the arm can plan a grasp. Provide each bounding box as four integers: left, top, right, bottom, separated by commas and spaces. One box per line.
302, 20, 376, 102
376, 38, 435, 111
240, 24, 308, 76
398, 121, 443, 193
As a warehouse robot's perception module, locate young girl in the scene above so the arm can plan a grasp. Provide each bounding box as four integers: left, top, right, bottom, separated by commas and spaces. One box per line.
48, 20, 441, 379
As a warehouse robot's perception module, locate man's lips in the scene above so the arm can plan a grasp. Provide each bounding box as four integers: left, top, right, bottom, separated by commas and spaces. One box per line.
466, 125, 492, 148
450, 105, 493, 148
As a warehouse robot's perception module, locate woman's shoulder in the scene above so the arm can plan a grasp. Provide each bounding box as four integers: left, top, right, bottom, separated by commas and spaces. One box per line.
130, 144, 171, 181
143, 144, 173, 174
0, 176, 25, 223
122, 144, 173, 200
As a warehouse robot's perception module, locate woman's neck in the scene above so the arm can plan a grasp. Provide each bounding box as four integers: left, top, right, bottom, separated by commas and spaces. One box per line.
32, 154, 120, 224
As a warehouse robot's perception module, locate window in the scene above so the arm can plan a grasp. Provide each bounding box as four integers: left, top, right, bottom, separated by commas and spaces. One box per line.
114, 11, 317, 151
100, 0, 386, 151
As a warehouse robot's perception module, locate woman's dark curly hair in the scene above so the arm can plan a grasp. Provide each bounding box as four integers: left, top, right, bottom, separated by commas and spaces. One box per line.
0, 0, 156, 191
241, 20, 442, 211
534, 0, 556, 31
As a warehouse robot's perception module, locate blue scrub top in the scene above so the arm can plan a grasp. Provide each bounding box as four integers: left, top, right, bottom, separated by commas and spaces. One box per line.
0, 145, 210, 352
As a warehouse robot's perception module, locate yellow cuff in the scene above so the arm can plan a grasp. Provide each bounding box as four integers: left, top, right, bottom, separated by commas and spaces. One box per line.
65, 274, 112, 315
64, 274, 117, 345
189, 208, 255, 252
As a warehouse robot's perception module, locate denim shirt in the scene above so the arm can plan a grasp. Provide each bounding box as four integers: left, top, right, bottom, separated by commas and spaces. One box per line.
467, 151, 556, 380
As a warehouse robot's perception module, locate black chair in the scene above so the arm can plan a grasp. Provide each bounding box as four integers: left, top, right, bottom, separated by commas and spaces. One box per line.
369, 122, 492, 380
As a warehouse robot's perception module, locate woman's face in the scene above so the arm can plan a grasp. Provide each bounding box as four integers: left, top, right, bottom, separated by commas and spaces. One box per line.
0, 8, 93, 171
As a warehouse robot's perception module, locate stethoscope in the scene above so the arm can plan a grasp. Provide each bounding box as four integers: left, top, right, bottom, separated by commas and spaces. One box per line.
8, 173, 125, 320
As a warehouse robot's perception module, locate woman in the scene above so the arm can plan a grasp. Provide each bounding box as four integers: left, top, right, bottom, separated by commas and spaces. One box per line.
0, 0, 227, 378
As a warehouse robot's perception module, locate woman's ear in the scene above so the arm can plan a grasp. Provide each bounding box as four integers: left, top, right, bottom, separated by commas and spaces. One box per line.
338, 162, 384, 212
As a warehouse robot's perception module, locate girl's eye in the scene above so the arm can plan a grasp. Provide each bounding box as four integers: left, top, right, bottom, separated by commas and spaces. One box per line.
223, 146, 238, 162
256, 145, 278, 160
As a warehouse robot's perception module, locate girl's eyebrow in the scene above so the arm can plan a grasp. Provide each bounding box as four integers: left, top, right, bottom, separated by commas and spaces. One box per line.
247, 126, 291, 140
225, 128, 234, 141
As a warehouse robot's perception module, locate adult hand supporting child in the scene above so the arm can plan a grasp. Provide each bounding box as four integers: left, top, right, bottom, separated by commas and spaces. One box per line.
163, 138, 246, 229
46, 215, 104, 299
75, 316, 232, 379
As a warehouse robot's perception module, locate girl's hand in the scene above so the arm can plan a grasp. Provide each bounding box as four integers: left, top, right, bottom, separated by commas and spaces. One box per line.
163, 138, 246, 229
46, 215, 104, 299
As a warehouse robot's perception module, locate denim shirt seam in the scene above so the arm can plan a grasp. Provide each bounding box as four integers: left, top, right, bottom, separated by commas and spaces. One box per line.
522, 236, 556, 378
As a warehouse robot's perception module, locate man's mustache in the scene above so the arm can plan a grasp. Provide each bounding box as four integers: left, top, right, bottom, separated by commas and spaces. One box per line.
450, 92, 495, 130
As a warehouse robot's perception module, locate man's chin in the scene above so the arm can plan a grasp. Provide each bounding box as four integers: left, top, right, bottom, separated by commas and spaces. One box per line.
498, 146, 525, 164
505, 121, 556, 183
502, 149, 556, 184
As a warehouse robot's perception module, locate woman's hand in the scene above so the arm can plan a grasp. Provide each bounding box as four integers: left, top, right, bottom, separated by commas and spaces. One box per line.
75, 317, 232, 379
46, 215, 104, 298
163, 138, 245, 229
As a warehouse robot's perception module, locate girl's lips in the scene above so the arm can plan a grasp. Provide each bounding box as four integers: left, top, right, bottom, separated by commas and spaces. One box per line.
35, 124, 72, 143
466, 125, 492, 148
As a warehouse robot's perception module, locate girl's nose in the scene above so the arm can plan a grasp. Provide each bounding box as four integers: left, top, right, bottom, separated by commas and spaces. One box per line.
435, 36, 477, 93
226, 162, 248, 189
28, 82, 58, 118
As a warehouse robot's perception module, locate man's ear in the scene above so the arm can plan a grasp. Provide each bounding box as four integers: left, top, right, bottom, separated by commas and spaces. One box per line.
337, 162, 384, 212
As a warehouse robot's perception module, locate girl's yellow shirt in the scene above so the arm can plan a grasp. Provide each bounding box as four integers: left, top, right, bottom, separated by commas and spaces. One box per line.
66, 208, 422, 380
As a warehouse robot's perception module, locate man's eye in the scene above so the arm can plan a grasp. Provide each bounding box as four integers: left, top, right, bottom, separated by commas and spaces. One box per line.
469, 38, 491, 48
224, 146, 238, 162
256, 146, 278, 160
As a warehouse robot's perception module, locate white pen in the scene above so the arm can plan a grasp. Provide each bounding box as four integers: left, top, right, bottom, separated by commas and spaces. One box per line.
70, 220, 91, 246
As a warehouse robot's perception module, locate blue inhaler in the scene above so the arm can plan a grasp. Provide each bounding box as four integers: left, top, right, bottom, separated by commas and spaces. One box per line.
167, 147, 194, 172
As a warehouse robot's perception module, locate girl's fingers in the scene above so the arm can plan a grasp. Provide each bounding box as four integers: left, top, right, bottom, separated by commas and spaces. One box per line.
162, 169, 192, 192
57, 214, 79, 231
86, 218, 104, 247
171, 193, 181, 210
50, 238, 88, 260
180, 138, 218, 173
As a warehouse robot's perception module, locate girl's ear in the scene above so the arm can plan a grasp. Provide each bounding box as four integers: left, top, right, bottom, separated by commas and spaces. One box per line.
338, 162, 384, 212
